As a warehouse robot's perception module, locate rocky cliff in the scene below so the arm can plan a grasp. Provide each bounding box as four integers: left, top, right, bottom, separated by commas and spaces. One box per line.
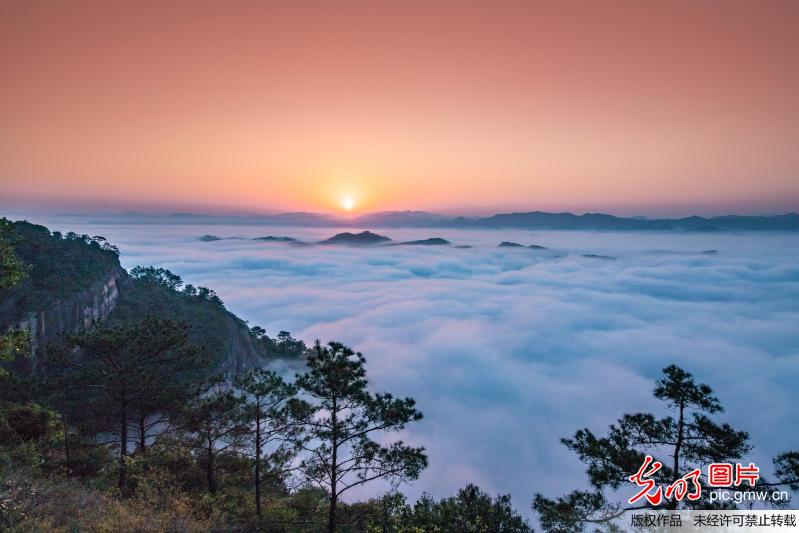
108, 272, 291, 376
11, 266, 128, 364
1, 219, 297, 377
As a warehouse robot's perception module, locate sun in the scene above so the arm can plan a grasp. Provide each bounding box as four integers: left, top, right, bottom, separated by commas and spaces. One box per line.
341, 197, 355, 211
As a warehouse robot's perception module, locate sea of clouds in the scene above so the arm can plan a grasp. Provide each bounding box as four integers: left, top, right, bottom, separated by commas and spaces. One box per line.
33, 217, 799, 516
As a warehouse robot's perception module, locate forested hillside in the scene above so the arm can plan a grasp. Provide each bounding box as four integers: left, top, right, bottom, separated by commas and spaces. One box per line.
0, 219, 300, 374
112, 266, 304, 373
0, 220, 120, 327
0, 218, 531, 532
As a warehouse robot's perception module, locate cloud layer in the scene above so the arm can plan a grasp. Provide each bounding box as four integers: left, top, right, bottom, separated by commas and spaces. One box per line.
37, 218, 799, 515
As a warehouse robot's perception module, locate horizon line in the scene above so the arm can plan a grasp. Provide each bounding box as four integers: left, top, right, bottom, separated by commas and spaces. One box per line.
5, 207, 798, 221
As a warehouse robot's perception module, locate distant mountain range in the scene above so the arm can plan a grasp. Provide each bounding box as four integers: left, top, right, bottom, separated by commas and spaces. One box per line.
65, 209, 799, 231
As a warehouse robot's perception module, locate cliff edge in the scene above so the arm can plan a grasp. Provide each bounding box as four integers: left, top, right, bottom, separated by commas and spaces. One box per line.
0, 219, 295, 375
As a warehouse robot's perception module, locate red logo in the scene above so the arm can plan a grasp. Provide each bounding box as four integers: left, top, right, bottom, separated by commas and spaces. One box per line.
628, 457, 759, 505
628, 455, 664, 505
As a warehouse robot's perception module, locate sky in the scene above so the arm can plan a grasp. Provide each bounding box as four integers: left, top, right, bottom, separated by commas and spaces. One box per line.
1, 0, 798, 216
30, 216, 799, 519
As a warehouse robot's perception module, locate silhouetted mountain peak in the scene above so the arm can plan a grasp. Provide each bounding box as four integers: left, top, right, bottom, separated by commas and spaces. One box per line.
399, 238, 451, 246
320, 231, 391, 245
253, 236, 298, 242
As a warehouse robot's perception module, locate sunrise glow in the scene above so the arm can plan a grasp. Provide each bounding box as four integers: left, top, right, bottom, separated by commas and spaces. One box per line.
1, 1, 797, 216
2, 2, 798, 528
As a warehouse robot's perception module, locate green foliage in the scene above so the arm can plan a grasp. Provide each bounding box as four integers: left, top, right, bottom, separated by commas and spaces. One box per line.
0, 219, 473, 531
533, 491, 609, 533
343, 486, 533, 533
0, 463, 210, 532
0, 403, 58, 444
297, 340, 428, 532
534, 365, 753, 531
250, 328, 308, 358
234, 368, 311, 516
0, 329, 533, 532
275, 330, 307, 357
61, 316, 205, 490
654, 365, 721, 414
182, 378, 249, 494
1, 216, 304, 377
409, 485, 532, 533
0, 218, 539, 530
130, 264, 221, 306
130, 265, 183, 291
775, 452, 799, 491
0, 220, 119, 326
0, 400, 73, 479
117, 265, 306, 370
0, 219, 31, 375
0, 331, 30, 379
0, 218, 28, 291
345, 492, 411, 532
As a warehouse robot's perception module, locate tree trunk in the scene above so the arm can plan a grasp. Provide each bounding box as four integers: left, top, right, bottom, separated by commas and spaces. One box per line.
138, 415, 147, 452
62, 411, 71, 473
670, 402, 685, 510
255, 409, 262, 516
207, 437, 217, 493
328, 492, 337, 533
328, 398, 338, 533
119, 399, 128, 491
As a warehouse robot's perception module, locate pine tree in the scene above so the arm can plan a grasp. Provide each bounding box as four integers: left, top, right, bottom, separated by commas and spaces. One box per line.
534, 365, 750, 531
64, 316, 203, 491
297, 341, 427, 533
234, 368, 311, 515
183, 377, 247, 493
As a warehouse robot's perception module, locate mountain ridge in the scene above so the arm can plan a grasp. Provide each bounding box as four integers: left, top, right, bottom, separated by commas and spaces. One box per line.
57, 209, 799, 231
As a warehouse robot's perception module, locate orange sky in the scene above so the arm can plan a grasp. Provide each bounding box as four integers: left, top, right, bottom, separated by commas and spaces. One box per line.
1, 0, 798, 215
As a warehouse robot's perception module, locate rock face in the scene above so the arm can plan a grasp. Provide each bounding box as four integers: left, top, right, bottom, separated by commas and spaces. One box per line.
217, 316, 275, 375
2, 219, 287, 378
10, 266, 129, 368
